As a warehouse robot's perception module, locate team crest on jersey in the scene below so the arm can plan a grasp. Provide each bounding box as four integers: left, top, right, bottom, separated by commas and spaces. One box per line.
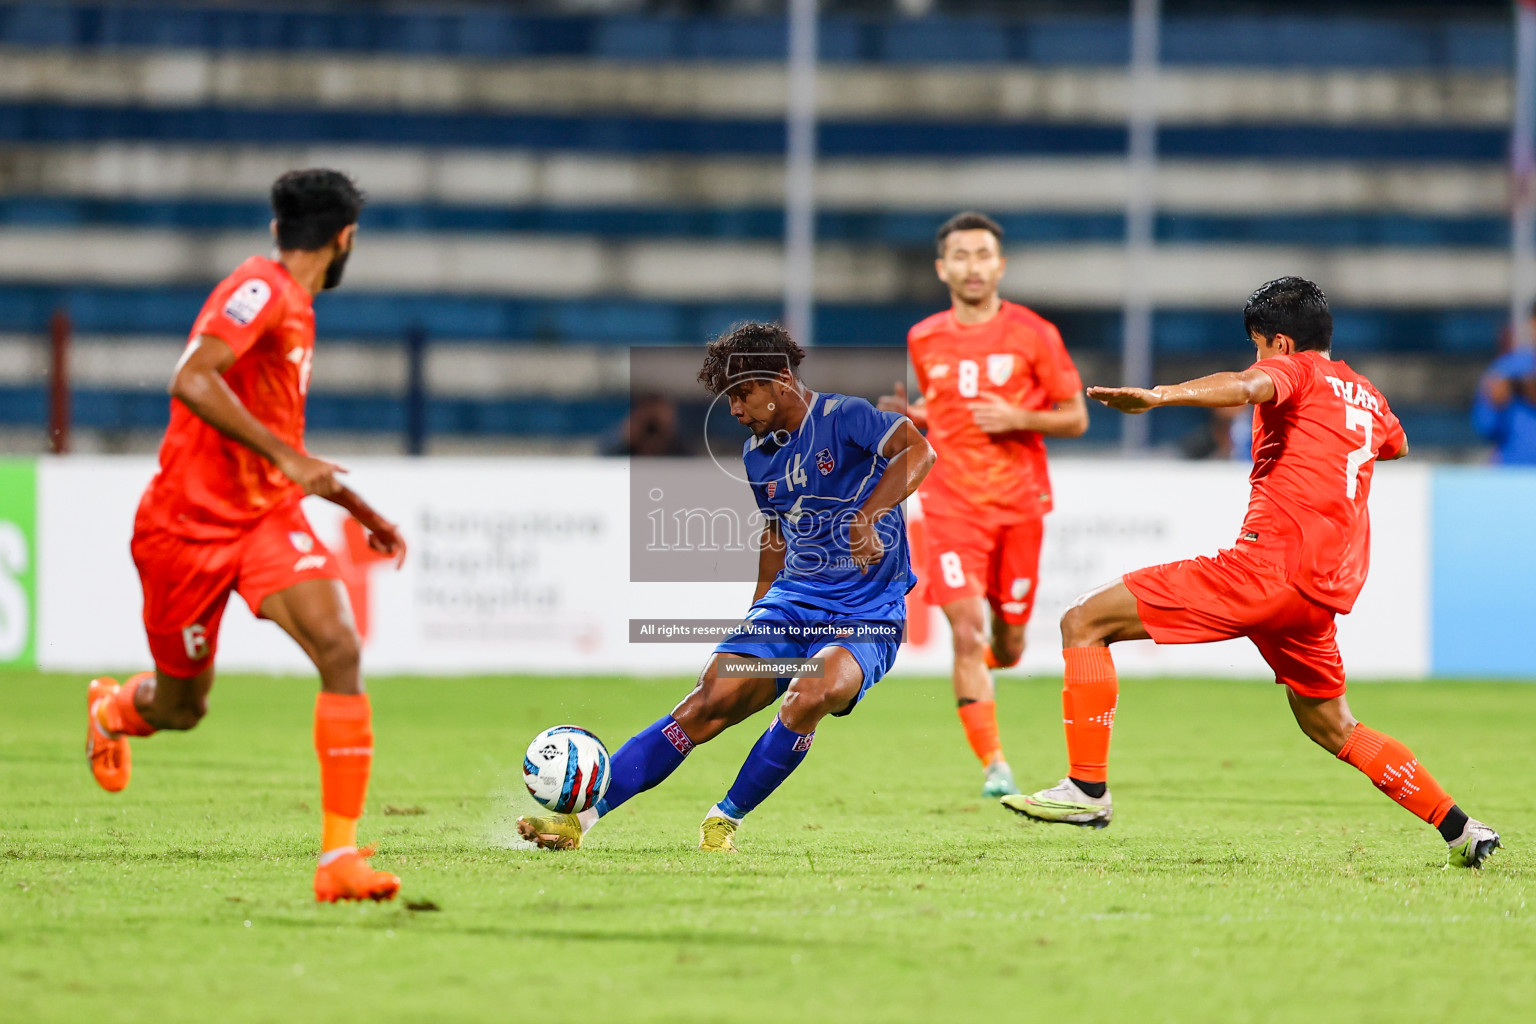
289, 531, 314, 553
765, 480, 777, 498
816, 448, 835, 476
223, 279, 272, 327
1010, 577, 1032, 600
987, 354, 1015, 385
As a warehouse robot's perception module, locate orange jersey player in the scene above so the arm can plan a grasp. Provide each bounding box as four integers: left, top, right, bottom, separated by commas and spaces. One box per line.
1004, 277, 1500, 870
84, 169, 409, 901
879, 212, 1088, 799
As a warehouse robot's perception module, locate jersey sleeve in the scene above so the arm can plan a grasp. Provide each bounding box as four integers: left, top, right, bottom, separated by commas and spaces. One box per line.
1033, 321, 1083, 402
190, 273, 284, 359
841, 396, 906, 457
1253, 355, 1311, 407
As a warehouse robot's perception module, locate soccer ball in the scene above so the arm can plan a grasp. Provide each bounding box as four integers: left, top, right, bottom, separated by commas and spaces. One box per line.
522, 725, 611, 814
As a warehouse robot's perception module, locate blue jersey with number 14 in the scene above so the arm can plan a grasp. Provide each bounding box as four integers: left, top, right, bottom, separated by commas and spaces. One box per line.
742, 392, 913, 614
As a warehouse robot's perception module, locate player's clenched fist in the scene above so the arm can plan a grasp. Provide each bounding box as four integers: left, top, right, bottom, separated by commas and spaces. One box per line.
277, 452, 348, 497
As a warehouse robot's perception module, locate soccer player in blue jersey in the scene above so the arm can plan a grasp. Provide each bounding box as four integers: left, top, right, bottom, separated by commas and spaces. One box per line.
518, 322, 935, 851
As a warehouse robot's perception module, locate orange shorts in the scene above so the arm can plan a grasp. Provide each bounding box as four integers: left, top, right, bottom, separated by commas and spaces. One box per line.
1123, 545, 1346, 700
920, 512, 1044, 625
131, 499, 340, 677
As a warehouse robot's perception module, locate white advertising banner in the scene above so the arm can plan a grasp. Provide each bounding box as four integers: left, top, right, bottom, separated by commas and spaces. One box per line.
897, 460, 1430, 680
34, 456, 1428, 679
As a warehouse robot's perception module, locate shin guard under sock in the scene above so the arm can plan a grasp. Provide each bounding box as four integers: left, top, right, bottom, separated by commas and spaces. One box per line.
1062, 647, 1118, 785
315, 693, 373, 852
1337, 723, 1455, 827
718, 717, 814, 820
594, 715, 695, 816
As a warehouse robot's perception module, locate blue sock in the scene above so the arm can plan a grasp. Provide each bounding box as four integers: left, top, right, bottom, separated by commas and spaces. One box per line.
718, 717, 815, 820
594, 716, 695, 816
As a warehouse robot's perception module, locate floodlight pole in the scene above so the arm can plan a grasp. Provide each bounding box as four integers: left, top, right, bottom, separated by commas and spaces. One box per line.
1511, 1, 1536, 352
785, 0, 818, 346
1121, 0, 1161, 451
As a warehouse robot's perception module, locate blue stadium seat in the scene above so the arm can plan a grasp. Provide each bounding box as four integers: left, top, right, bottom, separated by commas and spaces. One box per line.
0, 284, 1503, 355
0, 7, 1510, 68
0, 3, 1512, 445
0, 385, 631, 439
0, 197, 1509, 249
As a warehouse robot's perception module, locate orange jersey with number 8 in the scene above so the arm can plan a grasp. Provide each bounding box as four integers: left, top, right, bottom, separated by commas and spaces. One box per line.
908, 301, 1082, 525
1243, 350, 1407, 614
136, 256, 316, 541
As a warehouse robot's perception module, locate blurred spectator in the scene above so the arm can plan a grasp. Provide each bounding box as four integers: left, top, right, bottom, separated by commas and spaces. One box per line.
1224, 406, 1254, 463
1179, 405, 1252, 462
603, 394, 695, 456
1472, 343, 1536, 466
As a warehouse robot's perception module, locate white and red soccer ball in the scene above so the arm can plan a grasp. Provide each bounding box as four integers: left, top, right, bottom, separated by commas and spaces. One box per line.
522, 726, 611, 814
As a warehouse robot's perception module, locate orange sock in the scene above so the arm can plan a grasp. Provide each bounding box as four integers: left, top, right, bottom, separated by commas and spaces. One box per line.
1062, 647, 1118, 784
1337, 723, 1455, 826
957, 700, 1003, 766
315, 693, 373, 853
99, 673, 156, 737
322, 811, 358, 852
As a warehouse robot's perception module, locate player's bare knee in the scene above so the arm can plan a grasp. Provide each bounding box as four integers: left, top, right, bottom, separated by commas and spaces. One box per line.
779, 687, 835, 733
312, 626, 361, 679
950, 621, 988, 661
1060, 601, 1100, 648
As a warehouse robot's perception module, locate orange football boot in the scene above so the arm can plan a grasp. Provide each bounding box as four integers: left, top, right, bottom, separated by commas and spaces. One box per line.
86, 676, 131, 792
313, 846, 401, 903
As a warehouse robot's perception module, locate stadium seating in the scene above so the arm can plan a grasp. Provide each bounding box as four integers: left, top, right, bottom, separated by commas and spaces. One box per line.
0, 3, 1514, 451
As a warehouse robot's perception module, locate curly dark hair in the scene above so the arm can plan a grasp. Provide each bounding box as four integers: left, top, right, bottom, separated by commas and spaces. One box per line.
271, 168, 366, 251
697, 321, 806, 395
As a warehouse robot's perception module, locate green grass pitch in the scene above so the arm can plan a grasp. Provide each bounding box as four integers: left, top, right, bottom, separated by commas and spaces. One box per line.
2, 671, 1531, 1023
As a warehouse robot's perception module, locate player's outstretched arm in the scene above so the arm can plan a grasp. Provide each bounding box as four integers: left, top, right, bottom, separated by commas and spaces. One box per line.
1087, 368, 1276, 414
849, 420, 936, 570
170, 334, 348, 496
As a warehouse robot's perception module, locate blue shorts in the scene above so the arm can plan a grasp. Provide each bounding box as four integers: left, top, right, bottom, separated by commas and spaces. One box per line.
713, 586, 904, 717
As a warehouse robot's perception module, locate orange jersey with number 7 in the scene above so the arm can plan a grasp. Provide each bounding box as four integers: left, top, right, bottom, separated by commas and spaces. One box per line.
908, 301, 1082, 524
1241, 349, 1406, 614
136, 256, 316, 541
